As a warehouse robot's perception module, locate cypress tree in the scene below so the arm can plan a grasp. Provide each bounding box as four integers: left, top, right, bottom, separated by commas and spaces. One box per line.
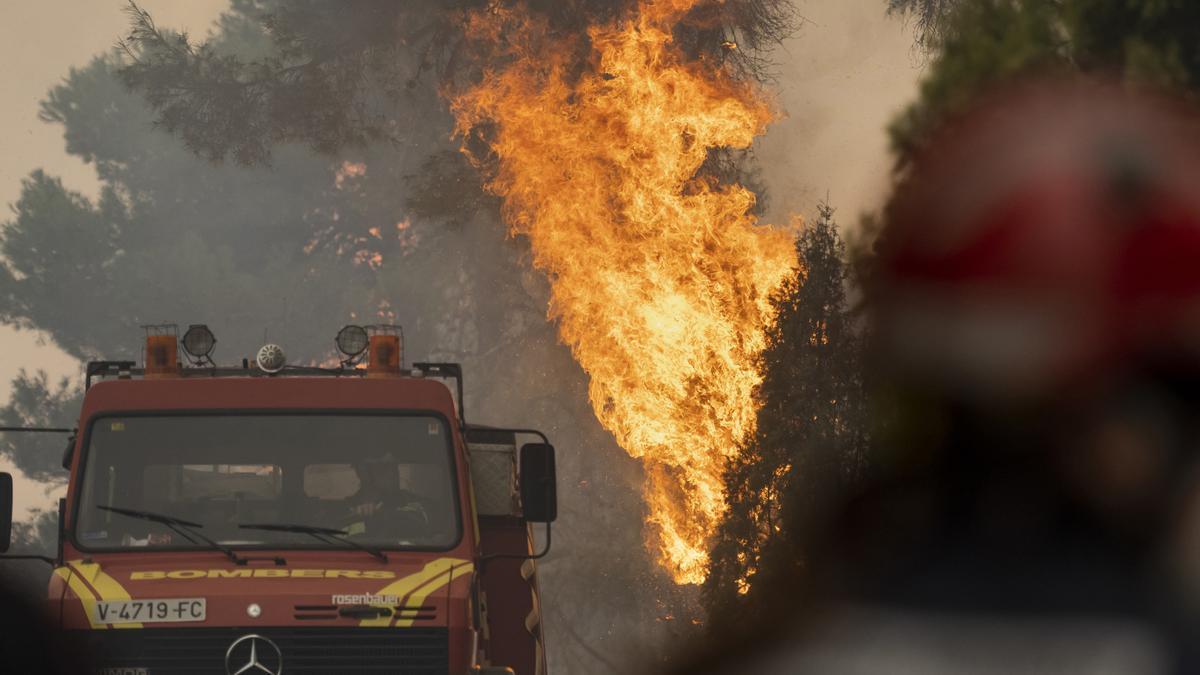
705, 202, 867, 618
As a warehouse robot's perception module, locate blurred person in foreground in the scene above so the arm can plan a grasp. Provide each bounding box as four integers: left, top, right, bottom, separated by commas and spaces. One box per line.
0, 569, 93, 673
677, 78, 1200, 674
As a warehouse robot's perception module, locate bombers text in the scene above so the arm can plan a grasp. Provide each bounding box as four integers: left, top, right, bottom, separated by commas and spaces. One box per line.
130, 569, 397, 580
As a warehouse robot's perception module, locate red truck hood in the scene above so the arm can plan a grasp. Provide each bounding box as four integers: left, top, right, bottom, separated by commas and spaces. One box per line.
53, 551, 474, 631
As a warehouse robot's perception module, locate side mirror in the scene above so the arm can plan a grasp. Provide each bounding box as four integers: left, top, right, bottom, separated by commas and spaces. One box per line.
61, 435, 76, 470
0, 472, 12, 553
519, 443, 557, 523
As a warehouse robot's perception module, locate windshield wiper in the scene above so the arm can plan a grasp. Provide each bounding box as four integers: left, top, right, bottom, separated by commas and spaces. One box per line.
97, 505, 247, 566
238, 523, 388, 563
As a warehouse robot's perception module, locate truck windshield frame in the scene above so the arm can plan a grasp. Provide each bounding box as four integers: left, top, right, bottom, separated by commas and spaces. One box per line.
69, 410, 464, 555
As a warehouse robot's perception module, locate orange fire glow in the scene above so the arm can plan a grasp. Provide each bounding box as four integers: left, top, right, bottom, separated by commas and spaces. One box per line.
450, 1, 796, 584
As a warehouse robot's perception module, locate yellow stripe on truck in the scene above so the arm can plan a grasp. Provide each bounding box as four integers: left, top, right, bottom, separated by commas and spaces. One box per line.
71, 560, 144, 630
360, 557, 468, 627
393, 561, 473, 628
54, 566, 105, 631
56, 561, 144, 629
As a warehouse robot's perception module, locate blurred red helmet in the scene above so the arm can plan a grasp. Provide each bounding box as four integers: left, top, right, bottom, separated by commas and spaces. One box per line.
875, 79, 1200, 401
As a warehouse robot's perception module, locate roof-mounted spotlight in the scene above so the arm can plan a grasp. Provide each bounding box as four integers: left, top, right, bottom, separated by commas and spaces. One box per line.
181, 324, 216, 365
335, 325, 369, 366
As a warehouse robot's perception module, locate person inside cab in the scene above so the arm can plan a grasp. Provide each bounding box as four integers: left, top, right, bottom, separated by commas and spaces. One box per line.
343, 454, 431, 539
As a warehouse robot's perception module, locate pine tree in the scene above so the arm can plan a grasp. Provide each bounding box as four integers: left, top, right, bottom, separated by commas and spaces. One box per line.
0, 373, 79, 588
704, 202, 867, 620
886, 0, 1200, 168
117, 0, 800, 166
886, 0, 962, 51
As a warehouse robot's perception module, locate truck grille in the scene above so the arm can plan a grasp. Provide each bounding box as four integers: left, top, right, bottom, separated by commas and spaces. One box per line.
73, 626, 449, 674
292, 603, 437, 622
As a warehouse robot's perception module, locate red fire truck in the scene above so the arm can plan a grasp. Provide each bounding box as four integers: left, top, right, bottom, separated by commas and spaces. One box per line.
0, 324, 557, 675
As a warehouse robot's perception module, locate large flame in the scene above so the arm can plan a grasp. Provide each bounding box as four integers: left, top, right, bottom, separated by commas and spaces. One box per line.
450, 1, 796, 584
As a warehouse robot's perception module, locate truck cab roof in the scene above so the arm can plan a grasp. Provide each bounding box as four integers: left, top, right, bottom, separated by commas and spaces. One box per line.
79, 376, 461, 421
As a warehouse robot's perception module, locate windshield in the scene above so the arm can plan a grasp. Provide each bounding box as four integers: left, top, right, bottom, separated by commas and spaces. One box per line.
74, 414, 460, 552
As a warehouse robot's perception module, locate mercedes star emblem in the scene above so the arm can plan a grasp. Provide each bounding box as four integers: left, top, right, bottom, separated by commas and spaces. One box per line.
225, 634, 283, 675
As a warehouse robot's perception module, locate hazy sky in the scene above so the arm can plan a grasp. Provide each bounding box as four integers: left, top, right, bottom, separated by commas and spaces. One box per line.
758, 0, 922, 226
0, 0, 918, 519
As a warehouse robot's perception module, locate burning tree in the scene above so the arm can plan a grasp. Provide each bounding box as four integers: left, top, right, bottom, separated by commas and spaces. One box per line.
115, 0, 803, 581
704, 202, 867, 620
447, 1, 797, 585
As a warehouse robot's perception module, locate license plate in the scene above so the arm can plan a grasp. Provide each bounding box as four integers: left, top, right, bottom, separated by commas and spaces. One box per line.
90, 598, 206, 624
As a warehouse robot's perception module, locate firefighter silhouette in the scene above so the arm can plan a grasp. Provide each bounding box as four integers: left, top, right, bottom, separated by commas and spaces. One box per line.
343, 453, 431, 538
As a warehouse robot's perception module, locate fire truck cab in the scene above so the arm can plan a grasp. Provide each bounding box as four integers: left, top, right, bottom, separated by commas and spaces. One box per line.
0, 324, 556, 675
